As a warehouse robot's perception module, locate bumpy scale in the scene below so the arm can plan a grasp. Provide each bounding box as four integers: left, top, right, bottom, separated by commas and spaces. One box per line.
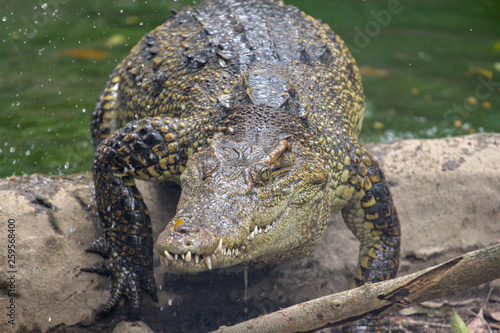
82, 0, 400, 330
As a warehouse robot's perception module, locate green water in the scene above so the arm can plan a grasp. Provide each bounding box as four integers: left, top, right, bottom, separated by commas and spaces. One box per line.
1, 0, 499, 177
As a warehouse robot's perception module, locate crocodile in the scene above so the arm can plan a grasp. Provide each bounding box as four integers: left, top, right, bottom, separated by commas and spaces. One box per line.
83, 0, 400, 329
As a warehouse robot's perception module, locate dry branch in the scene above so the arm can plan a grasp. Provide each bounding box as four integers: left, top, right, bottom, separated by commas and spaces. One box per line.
212, 243, 500, 333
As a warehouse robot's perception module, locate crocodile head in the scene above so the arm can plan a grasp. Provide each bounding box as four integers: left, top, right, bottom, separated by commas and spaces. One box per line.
158, 131, 331, 273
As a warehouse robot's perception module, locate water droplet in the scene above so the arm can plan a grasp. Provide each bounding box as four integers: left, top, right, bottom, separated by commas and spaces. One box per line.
2, 17, 7, 22
64, 162, 70, 169
9, 147, 15, 153
26, 150, 31, 156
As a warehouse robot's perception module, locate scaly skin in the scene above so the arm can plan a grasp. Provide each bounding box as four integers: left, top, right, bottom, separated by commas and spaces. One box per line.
82, 0, 400, 329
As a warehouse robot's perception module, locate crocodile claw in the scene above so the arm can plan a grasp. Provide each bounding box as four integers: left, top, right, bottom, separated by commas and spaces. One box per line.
81, 238, 158, 317
83, 237, 110, 257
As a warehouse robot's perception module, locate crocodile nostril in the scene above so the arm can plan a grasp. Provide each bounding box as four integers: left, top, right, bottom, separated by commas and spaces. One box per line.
174, 223, 199, 234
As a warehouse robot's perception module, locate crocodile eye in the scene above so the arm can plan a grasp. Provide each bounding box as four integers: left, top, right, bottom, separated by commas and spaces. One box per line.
199, 160, 218, 181
198, 162, 206, 181
260, 168, 271, 183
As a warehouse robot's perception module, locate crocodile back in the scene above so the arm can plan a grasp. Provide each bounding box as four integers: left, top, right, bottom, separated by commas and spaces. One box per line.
92, 0, 364, 154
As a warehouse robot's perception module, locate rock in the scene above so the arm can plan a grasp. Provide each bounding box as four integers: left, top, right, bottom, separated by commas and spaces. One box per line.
112, 321, 154, 333
0, 134, 498, 332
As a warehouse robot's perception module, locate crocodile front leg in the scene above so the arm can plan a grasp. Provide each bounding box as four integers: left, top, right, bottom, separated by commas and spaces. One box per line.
341, 143, 401, 331
82, 116, 199, 316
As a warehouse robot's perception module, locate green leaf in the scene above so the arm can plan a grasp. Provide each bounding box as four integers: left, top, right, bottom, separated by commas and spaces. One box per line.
451, 308, 469, 333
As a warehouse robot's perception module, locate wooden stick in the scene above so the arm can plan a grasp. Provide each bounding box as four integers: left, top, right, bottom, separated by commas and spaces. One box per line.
212, 243, 500, 333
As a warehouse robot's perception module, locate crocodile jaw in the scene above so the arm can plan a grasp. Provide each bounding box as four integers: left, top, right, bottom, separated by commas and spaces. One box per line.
157, 187, 330, 273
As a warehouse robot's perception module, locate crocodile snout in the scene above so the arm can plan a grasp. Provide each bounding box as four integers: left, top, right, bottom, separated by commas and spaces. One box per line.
173, 222, 200, 235
158, 219, 218, 255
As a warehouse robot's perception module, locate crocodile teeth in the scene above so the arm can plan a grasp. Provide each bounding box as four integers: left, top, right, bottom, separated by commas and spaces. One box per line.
258, 228, 263, 234
254, 225, 258, 234
205, 256, 212, 270
247, 232, 254, 240
195, 254, 200, 264
235, 248, 239, 256
185, 251, 192, 263
217, 239, 223, 253
174, 254, 178, 261
164, 251, 174, 261
181, 253, 185, 260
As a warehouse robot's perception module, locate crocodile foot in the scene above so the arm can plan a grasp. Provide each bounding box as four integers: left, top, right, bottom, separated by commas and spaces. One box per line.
81, 237, 158, 317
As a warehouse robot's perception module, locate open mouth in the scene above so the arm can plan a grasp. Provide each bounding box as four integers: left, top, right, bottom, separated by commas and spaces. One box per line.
159, 221, 275, 271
